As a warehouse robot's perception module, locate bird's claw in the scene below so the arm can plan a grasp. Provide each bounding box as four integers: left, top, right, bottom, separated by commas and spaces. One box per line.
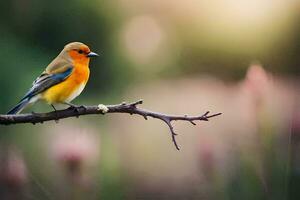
69, 105, 86, 114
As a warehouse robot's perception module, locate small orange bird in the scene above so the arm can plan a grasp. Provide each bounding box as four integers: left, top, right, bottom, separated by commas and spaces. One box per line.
7, 42, 98, 114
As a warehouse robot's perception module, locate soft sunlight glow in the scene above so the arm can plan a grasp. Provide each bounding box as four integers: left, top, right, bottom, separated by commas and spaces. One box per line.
122, 15, 164, 64
119, 0, 297, 54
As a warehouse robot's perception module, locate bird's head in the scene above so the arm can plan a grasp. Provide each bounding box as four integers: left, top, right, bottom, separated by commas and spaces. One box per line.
61, 42, 99, 63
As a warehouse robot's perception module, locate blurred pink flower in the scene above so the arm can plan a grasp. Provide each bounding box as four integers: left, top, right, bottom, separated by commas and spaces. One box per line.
50, 125, 100, 173
0, 148, 27, 188
198, 137, 216, 180
243, 63, 271, 101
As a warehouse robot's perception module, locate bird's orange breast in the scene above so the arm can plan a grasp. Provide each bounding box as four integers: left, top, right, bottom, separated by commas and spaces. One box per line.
41, 62, 90, 104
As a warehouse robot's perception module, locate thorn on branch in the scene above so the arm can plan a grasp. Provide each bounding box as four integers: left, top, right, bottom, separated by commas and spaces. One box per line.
207, 112, 223, 118
129, 99, 143, 108
190, 121, 196, 125
204, 111, 210, 116
135, 99, 143, 105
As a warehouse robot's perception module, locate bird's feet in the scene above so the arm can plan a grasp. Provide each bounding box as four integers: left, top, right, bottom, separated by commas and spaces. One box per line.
50, 104, 60, 123
31, 111, 38, 116
65, 103, 87, 115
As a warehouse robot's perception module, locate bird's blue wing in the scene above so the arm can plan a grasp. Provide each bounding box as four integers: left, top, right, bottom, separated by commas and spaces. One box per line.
20, 67, 73, 101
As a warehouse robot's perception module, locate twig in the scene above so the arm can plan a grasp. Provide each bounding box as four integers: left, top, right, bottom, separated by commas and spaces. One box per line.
0, 100, 222, 150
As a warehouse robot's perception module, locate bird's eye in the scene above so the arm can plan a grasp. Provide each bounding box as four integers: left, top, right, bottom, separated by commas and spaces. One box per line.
78, 50, 84, 54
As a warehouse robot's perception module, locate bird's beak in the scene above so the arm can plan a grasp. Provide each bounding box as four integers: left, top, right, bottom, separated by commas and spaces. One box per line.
87, 52, 99, 58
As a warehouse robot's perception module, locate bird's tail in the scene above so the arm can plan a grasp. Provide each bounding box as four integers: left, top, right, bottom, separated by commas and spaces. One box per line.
7, 98, 30, 115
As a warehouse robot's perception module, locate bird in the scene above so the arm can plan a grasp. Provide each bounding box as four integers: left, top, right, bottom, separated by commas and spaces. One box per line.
7, 42, 98, 115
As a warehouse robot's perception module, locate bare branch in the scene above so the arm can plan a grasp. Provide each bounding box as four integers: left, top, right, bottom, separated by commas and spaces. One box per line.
0, 100, 222, 150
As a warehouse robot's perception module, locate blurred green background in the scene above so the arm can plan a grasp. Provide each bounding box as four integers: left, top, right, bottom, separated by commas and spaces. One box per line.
0, 0, 300, 199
